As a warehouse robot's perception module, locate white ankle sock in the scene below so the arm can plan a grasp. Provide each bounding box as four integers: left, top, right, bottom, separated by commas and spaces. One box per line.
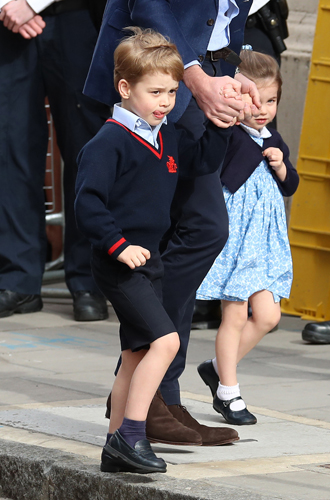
217, 383, 246, 411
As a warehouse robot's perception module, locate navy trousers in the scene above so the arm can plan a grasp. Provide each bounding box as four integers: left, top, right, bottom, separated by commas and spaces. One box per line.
159, 58, 229, 405
0, 9, 109, 294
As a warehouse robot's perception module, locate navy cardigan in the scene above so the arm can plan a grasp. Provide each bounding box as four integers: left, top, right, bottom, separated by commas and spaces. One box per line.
220, 125, 299, 197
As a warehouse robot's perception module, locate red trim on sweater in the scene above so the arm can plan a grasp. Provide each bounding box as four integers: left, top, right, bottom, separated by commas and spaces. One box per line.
108, 237, 126, 256
106, 118, 163, 159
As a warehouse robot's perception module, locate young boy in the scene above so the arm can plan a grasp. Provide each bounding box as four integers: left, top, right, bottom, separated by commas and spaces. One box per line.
75, 27, 232, 474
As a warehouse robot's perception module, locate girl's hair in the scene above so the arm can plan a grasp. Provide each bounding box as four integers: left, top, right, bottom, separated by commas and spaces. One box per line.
239, 49, 283, 102
114, 26, 184, 91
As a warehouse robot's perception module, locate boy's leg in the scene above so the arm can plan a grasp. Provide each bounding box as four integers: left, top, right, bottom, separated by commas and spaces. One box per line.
109, 349, 146, 433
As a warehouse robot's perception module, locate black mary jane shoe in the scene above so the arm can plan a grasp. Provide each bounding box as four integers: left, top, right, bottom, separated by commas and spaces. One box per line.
197, 359, 219, 397
106, 430, 167, 474
213, 395, 257, 426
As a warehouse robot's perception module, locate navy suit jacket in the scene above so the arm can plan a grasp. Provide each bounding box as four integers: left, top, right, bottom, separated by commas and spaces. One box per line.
84, 0, 252, 122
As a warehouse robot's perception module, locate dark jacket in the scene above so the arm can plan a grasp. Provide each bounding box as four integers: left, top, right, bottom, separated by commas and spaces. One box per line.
83, 0, 252, 122
220, 125, 299, 196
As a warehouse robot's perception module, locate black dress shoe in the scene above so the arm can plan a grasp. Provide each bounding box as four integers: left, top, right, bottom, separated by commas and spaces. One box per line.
101, 443, 140, 473
0, 290, 42, 318
213, 395, 257, 425
72, 291, 108, 321
106, 430, 166, 473
197, 360, 219, 397
302, 321, 330, 344
191, 299, 221, 330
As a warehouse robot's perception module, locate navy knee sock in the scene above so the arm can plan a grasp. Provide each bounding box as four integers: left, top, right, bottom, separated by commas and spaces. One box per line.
118, 417, 146, 448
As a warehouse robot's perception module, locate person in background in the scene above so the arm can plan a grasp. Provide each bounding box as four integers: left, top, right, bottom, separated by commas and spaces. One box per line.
197, 49, 299, 425
0, 0, 110, 321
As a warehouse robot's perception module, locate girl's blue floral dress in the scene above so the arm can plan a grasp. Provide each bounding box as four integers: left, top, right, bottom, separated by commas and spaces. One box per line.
196, 124, 293, 303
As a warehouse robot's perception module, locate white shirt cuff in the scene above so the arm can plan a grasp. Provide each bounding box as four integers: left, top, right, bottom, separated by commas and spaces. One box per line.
26, 0, 56, 14
184, 60, 201, 70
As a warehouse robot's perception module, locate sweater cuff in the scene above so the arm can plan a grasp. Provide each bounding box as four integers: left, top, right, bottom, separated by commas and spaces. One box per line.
107, 237, 129, 260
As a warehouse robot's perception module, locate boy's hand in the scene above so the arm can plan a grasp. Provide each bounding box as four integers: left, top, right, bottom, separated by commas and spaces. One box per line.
117, 245, 151, 269
263, 147, 287, 181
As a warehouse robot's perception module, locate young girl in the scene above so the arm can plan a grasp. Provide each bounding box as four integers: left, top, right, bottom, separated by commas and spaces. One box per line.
196, 49, 299, 426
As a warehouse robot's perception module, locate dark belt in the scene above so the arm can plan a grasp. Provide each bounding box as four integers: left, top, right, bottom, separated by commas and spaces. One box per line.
205, 47, 241, 66
41, 0, 89, 16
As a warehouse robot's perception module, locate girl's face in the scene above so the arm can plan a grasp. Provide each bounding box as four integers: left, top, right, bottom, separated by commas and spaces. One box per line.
242, 80, 279, 131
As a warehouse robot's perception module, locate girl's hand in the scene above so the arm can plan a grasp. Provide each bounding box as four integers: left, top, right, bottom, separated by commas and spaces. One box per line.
263, 147, 287, 181
117, 245, 151, 269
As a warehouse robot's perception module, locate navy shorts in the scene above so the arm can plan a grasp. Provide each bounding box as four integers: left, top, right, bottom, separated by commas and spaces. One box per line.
91, 250, 176, 352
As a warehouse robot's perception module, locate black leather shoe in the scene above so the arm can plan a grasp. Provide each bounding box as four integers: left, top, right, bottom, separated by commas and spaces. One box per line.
106, 430, 166, 473
101, 443, 140, 473
0, 290, 42, 318
191, 299, 221, 330
302, 321, 330, 344
197, 360, 219, 397
213, 395, 257, 425
73, 291, 108, 321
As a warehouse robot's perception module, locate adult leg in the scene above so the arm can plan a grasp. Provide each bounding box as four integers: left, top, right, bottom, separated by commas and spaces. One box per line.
0, 26, 48, 296
41, 10, 110, 319
160, 58, 229, 406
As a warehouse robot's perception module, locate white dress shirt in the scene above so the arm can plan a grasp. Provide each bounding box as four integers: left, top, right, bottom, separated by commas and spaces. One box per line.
0, 0, 63, 14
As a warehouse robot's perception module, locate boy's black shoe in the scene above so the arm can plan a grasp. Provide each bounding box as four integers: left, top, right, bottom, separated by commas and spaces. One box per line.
106, 430, 167, 473
0, 290, 42, 318
197, 359, 219, 397
213, 395, 257, 426
101, 443, 139, 473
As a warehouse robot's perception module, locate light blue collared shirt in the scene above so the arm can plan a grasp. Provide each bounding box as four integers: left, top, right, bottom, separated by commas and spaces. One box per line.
112, 103, 166, 150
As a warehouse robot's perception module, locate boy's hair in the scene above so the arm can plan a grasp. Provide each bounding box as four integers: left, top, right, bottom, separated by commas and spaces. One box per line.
114, 27, 184, 91
239, 50, 283, 102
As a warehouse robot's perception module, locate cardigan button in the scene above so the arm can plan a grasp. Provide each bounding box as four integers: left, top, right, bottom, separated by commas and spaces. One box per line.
198, 54, 204, 63
207, 18, 215, 26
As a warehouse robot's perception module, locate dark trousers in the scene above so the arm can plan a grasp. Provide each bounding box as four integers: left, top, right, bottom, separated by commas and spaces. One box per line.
0, 10, 110, 294
159, 58, 229, 405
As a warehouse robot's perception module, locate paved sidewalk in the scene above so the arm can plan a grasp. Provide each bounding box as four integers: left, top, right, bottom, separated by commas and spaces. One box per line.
0, 292, 329, 499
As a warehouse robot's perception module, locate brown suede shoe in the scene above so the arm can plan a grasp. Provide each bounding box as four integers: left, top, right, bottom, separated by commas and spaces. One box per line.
168, 404, 239, 446
105, 390, 202, 446
146, 391, 202, 446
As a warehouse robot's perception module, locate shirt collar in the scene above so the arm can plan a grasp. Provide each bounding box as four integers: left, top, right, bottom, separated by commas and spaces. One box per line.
112, 103, 167, 148
240, 122, 272, 139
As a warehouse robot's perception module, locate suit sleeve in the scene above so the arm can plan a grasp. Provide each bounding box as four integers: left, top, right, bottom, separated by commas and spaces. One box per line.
75, 129, 130, 259
129, 0, 197, 66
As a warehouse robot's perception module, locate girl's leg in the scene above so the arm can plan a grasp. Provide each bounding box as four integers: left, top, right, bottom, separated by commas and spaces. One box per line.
215, 300, 248, 387
109, 348, 146, 434
237, 290, 281, 363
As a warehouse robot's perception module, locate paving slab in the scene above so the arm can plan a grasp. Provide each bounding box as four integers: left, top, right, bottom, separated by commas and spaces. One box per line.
0, 295, 330, 499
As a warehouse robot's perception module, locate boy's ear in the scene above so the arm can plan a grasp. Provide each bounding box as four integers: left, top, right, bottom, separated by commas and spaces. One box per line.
118, 79, 130, 99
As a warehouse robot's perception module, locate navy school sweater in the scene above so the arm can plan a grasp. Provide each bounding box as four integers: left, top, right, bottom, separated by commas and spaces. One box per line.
75, 118, 231, 259
220, 125, 299, 196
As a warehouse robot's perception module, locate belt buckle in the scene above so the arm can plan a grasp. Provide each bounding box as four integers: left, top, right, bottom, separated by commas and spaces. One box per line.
209, 51, 218, 62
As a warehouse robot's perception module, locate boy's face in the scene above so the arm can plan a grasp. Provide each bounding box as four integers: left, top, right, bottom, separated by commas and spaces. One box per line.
119, 72, 179, 126
242, 81, 278, 131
